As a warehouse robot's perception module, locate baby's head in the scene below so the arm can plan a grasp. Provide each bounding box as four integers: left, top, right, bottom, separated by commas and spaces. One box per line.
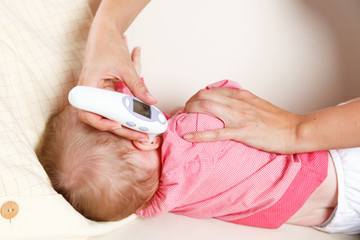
38, 106, 161, 221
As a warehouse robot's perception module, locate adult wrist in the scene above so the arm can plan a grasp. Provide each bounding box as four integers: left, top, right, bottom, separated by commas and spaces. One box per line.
95, 0, 150, 34
293, 114, 317, 153
92, 1, 123, 33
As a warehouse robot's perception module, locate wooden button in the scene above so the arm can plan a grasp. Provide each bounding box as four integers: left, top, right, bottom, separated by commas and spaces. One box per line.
1, 201, 19, 220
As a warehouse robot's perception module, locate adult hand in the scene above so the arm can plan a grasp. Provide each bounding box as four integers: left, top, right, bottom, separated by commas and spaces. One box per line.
77, 0, 153, 141
183, 87, 301, 154
78, 34, 152, 141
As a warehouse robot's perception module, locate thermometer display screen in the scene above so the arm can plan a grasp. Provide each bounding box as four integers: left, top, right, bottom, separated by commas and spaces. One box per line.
133, 99, 151, 118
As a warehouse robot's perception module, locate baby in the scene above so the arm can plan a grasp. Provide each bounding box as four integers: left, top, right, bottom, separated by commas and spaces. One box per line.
37, 49, 359, 234
38, 79, 342, 230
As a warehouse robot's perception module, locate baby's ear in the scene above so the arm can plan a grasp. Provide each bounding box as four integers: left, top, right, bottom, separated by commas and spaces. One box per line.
132, 136, 161, 151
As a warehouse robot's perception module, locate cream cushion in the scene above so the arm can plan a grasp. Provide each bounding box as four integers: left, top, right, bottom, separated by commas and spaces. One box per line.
0, 1, 133, 239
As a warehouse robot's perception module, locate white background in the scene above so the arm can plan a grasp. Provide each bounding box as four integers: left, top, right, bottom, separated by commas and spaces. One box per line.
116, 0, 360, 114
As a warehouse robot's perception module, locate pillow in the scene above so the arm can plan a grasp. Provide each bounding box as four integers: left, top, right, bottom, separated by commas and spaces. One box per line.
0, 1, 134, 239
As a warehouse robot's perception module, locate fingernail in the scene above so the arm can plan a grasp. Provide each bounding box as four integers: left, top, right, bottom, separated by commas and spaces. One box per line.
183, 134, 193, 140
111, 126, 122, 130
146, 92, 157, 101
136, 46, 141, 52
137, 138, 148, 143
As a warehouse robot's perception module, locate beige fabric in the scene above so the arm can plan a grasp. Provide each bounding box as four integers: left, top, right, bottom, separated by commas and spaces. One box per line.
0, 1, 134, 239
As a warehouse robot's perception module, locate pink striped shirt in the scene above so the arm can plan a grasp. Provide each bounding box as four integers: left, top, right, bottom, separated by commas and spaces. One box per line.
138, 80, 328, 228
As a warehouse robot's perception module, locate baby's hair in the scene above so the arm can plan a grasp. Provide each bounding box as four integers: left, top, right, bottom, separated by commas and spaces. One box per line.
38, 106, 159, 221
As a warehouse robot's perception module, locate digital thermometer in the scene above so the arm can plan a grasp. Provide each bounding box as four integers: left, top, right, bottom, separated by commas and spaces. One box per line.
68, 86, 168, 135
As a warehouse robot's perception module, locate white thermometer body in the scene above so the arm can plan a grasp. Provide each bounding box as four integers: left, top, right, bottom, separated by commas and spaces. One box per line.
68, 86, 168, 134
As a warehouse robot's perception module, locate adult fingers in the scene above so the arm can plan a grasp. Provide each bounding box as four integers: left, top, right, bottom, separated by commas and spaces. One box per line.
185, 89, 229, 105
206, 87, 256, 100
79, 111, 148, 140
131, 46, 142, 76
196, 88, 258, 106
185, 88, 253, 110
184, 97, 230, 123
78, 111, 119, 131
110, 127, 149, 141
183, 128, 243, 143
121, 66, 157, 105
185, 89, 254, 120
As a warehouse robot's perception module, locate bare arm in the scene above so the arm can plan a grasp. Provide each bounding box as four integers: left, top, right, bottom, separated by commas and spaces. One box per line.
91, 0, 150, 36
78, 0, 154, 141
183, 87, 360, 154
295, 98, 360, 152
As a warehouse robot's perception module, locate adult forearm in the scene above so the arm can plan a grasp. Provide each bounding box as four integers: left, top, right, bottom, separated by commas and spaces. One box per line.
94, 0, 150, 34
296, 99, 360, 152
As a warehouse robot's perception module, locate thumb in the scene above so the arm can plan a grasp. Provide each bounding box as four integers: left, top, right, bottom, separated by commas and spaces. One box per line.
183, 128, 239, 142
122, 70, 157, 105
